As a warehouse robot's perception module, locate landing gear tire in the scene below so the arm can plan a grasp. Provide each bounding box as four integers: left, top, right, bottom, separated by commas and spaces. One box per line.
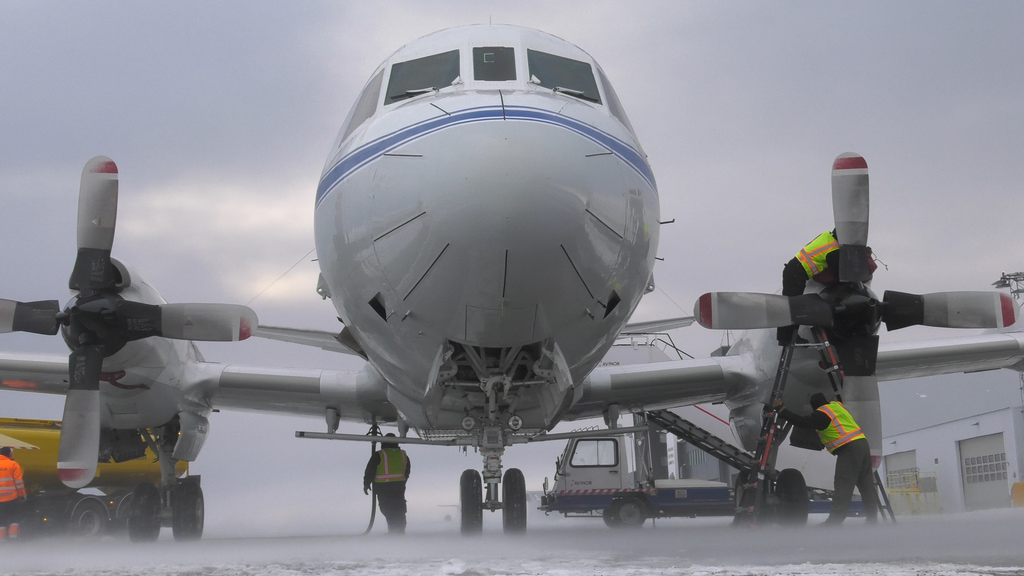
127, 482, 161, 542
70, 496, 108, 538
775, 468, 809, 526
460, 469, 483, 535
172, 481, 205, 541
501, 468, 527, 534
610, 497, 647, 528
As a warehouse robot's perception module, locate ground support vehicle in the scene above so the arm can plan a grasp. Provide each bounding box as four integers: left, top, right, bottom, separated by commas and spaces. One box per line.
538, 408, 870, 527
539, 431, 741, 527
0, 418, 200, 540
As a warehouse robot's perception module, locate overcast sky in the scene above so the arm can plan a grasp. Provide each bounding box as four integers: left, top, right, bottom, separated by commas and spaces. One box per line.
1, 2, 1023, 536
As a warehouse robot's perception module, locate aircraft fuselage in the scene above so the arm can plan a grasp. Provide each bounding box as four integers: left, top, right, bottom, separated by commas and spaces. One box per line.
313, 26, 659, 432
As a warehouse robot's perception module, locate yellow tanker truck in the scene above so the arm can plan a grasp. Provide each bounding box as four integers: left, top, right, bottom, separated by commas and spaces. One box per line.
0, 418, 191, 538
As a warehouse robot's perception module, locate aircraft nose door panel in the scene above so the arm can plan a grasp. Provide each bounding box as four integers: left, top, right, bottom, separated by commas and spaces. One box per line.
367, 118, 627, 349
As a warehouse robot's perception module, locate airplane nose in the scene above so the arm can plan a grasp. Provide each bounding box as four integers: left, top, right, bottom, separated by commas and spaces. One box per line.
369, 118, 637, 347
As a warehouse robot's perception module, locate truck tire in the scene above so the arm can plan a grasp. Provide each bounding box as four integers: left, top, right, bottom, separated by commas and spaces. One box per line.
460, 469, 483, 535
127, 482, 161, 542
502, 468, 527, 534
610, 497, 647, 528
775, 468, 809, 525
602, 509, 621, 528
69, 496, 108, 538
172, 481, 204, 541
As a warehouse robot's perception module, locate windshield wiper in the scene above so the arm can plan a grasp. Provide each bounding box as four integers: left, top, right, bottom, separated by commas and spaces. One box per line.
553, 86, 598, 103
390, 87, 438, 102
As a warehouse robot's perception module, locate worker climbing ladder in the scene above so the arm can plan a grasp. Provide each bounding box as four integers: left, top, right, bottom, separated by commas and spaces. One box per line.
649, 329, 896, 525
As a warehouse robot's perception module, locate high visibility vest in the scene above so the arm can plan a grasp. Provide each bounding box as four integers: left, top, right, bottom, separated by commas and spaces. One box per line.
0, 456, 26, 502
374, 448, 408, 483
816, 401, 866, 453
795, 231, 839, 278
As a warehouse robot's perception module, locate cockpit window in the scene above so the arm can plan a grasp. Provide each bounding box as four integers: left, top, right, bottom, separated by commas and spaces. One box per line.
596, 67, 636, 136
386, 50, 460, 105
527, 49, 601, 104
473, 47, 516, 81
342, 69, 384, 141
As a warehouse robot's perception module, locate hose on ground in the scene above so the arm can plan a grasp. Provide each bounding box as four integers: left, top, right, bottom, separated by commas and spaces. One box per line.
361, 422, 382, 535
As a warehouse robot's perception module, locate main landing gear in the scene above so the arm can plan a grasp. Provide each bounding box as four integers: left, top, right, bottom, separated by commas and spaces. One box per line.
125, 421, 205, 542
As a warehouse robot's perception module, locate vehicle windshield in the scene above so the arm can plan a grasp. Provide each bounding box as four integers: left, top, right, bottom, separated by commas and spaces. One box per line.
386, 50, 460, 105
527, 49, 601, 104
570, 439, 617, 467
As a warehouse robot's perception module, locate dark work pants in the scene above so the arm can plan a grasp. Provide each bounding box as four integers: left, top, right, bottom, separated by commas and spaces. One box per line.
778, 258, 808, 344
828, 438, 879, 524
373, 481, 407, 534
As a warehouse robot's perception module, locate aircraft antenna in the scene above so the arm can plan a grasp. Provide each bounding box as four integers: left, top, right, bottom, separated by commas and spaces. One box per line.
246, 247, 316, 305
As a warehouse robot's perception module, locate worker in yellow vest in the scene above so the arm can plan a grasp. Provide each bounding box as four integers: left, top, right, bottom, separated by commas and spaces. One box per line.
773, 393, 879, 524
777, 230, 878, 346
363, 433, 411, 534
778, 230, 841, 346
0, 446, 27, 540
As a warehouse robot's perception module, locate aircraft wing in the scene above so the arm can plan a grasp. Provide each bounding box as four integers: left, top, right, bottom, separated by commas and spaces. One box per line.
253, 325, 365, 358
208, 361, 395, 423
0, 353, 69, 395
568, 330, 1024, 422
0, 350, 396, 424
620, 316, 694, 334
875, 331, 1024, 381
569, 353, 759, 420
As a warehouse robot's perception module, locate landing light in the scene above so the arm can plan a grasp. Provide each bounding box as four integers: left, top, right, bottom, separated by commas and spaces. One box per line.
461, 416, 476, 431
508, 415, 523, 431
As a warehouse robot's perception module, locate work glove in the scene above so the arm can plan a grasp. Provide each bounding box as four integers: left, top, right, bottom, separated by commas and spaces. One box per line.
363, 486, 370, 495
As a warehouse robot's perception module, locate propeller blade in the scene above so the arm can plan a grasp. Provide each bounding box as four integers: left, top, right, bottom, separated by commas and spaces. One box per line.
0, 299, 60, 335
115, 300, 164, 340
831, 334, 879, 377
831, 153, 871, 282
842, 375, 882, 470
69, 156, 119, 293
694, 292, 833, 330
158, 303, 257, 341
884, 290, 1018, 331
58, 345, 104, 489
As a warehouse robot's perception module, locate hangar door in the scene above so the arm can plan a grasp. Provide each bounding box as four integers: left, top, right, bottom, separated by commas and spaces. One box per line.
959, 433, 1010, 511
885, 450, 917, 490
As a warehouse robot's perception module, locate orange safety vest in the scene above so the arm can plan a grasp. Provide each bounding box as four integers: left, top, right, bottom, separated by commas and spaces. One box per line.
795, 231, 840, 278
374, 448, 408, 483
816, 401, 866, 453
0, 455, 26, 502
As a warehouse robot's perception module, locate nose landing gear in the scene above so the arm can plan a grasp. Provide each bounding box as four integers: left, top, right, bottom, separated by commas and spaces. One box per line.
459, 425, 527, 534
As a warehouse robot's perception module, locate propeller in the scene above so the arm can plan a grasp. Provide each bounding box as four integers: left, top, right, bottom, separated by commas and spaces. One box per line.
3, 156, 258, 488
692, 152, 1019, 468
832, 153, 871, 282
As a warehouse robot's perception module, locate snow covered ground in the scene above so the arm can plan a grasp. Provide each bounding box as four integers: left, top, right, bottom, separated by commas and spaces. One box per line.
4, 509, 1024, 576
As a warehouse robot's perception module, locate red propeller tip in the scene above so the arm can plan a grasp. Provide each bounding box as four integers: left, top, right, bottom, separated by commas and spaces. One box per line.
833, 155, 867, 171
697, 293, 714, 328
87, 158, 118, 174
1000, 294, 1017, 327
239, 317, 253, 340
57, 467, 91, 483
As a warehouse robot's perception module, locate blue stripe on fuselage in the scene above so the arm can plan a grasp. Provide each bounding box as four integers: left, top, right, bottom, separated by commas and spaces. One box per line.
315, 105, 656, 208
